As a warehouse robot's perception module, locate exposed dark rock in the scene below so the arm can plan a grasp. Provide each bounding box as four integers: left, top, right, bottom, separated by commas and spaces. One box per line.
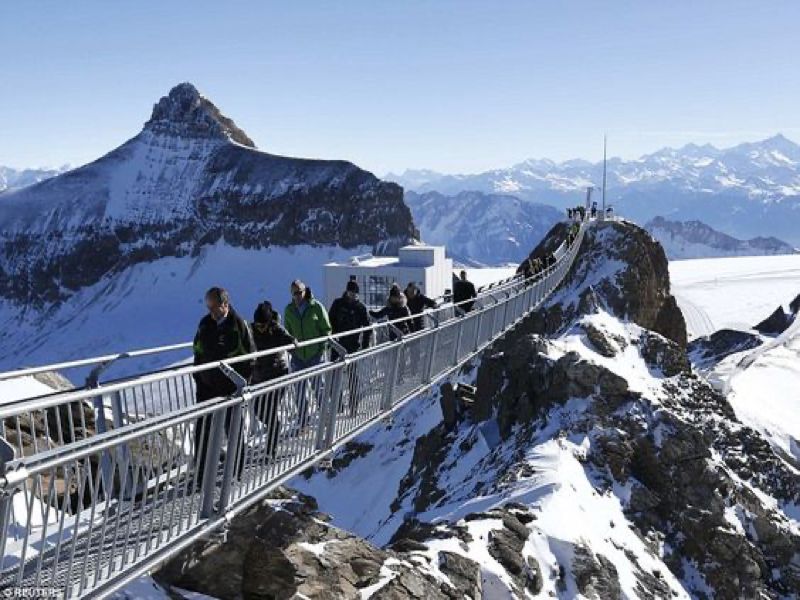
582, 322, 618, 357
790, 292, 800, 315
572, 545, 622, 600
157, 489, 481, 600
687, 329, 762, 368
518, 220, 688, 347
438, 551, 482, 599
754, 306, 793, 335
638, 330, 690, 376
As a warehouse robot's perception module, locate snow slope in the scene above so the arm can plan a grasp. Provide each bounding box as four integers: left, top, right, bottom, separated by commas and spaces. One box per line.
672, 254, 800, 466
0, 244, 369, 379
669, 254, 800, 337
293, 310, 799, 597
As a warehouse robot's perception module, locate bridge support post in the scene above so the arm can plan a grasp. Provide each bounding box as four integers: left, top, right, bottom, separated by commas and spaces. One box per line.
217, 397, 246, 513
200, 408, 226, 518
110, 390, 135, 500
422, 328, 439, 385
0, 437, 16, 568
323, 365, 346, 449
381, 343, 402, 411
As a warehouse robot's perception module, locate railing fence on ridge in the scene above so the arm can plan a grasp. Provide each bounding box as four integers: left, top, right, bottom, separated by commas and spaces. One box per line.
0, 220, 586, 598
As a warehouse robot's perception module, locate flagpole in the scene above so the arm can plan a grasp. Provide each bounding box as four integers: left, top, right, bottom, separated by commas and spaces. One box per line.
602, 134, 607, 215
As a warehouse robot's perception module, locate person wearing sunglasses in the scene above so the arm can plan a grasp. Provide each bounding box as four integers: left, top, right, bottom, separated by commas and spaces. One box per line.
283, 280, 332, 429
192, 286, 256, 484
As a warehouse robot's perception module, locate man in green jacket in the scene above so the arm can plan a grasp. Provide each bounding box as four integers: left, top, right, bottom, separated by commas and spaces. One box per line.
284, 279, 332, 428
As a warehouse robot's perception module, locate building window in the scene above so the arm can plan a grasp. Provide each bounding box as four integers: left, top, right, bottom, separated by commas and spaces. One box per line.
365, 275, 394, 308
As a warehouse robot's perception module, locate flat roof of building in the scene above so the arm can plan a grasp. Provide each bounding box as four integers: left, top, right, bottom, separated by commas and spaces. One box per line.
325, 256, 399, 268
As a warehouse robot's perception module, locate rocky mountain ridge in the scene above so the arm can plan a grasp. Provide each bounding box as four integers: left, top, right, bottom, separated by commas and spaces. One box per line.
405, 190, 562, 266
0, 165, 67, 193
646, 216, 797, 260
0, 82, 414, 307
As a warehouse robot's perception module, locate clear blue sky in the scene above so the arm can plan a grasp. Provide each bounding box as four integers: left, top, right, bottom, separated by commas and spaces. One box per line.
2, 1, 799, 175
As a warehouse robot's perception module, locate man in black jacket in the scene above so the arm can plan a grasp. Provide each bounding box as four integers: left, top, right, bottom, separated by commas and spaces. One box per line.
192, 287, 256, 484
328, 279, 372, 355
329, 279, 372, 415
453, 270, 477, 313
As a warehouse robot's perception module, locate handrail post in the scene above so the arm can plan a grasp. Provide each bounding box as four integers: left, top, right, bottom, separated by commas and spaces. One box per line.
200, 407, 226, 518
381, 342, 403, 411
217, 394, 246, 511
0, 437, 16, 568
452, 319, 464, 366
422, 327, 440, 385
202, 361, 248, 517
323, 363, 346, 449
473, 310, 484, 352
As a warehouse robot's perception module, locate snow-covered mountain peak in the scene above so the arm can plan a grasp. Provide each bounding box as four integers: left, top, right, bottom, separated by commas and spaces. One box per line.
143, 82, 255, 147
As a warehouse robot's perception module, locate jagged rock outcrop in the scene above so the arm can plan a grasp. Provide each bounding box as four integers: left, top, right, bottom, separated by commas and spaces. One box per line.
157, 489, 482, 600
517, 219, 688, 347
688, 328, 763, 369
0, 83, 415, 306
755, 306, 793, 335
645, 215, 798, 260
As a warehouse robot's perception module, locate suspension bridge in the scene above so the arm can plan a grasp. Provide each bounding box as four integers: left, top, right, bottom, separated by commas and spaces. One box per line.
0, 221, 586, 598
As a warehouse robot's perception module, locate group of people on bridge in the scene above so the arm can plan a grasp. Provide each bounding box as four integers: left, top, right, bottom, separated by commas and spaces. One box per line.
190, 271, 479, 479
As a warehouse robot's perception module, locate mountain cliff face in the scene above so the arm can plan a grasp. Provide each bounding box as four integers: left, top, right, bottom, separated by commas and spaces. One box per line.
0, 83, 414, 307
405, 190, 562, 266
646, 216, 798, 260
518, 219, 688, 348
387, 134, 800, 245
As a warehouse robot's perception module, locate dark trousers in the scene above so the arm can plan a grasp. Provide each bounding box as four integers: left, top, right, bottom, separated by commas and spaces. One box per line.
194, 393, 246, 485
250, 379, 285, 457
291, 354, 325, 427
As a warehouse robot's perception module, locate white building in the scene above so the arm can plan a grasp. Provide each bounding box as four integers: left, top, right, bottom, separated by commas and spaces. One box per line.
323, 245, 453, 309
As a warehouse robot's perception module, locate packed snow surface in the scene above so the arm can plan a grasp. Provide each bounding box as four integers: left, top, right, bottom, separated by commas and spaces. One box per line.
0, 244, 370, 379
669, 254, 800, 337
671, 254, 800, 464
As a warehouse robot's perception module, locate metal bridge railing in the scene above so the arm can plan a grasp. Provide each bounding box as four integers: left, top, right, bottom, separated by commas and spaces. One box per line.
0, 222, 585, 598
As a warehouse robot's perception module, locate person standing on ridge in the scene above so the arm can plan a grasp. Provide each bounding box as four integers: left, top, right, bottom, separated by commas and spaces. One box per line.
453, 270, 477, 313
192, 286, 256, 484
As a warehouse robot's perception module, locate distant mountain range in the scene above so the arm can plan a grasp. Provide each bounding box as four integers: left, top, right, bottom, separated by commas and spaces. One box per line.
387, 134, 800, 245
0, 165, 68, 193
405, 190, 562, 266
645, 216, 798, 260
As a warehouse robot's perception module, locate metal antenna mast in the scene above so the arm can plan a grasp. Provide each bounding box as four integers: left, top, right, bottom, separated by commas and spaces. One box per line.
602, 134, 607, 215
